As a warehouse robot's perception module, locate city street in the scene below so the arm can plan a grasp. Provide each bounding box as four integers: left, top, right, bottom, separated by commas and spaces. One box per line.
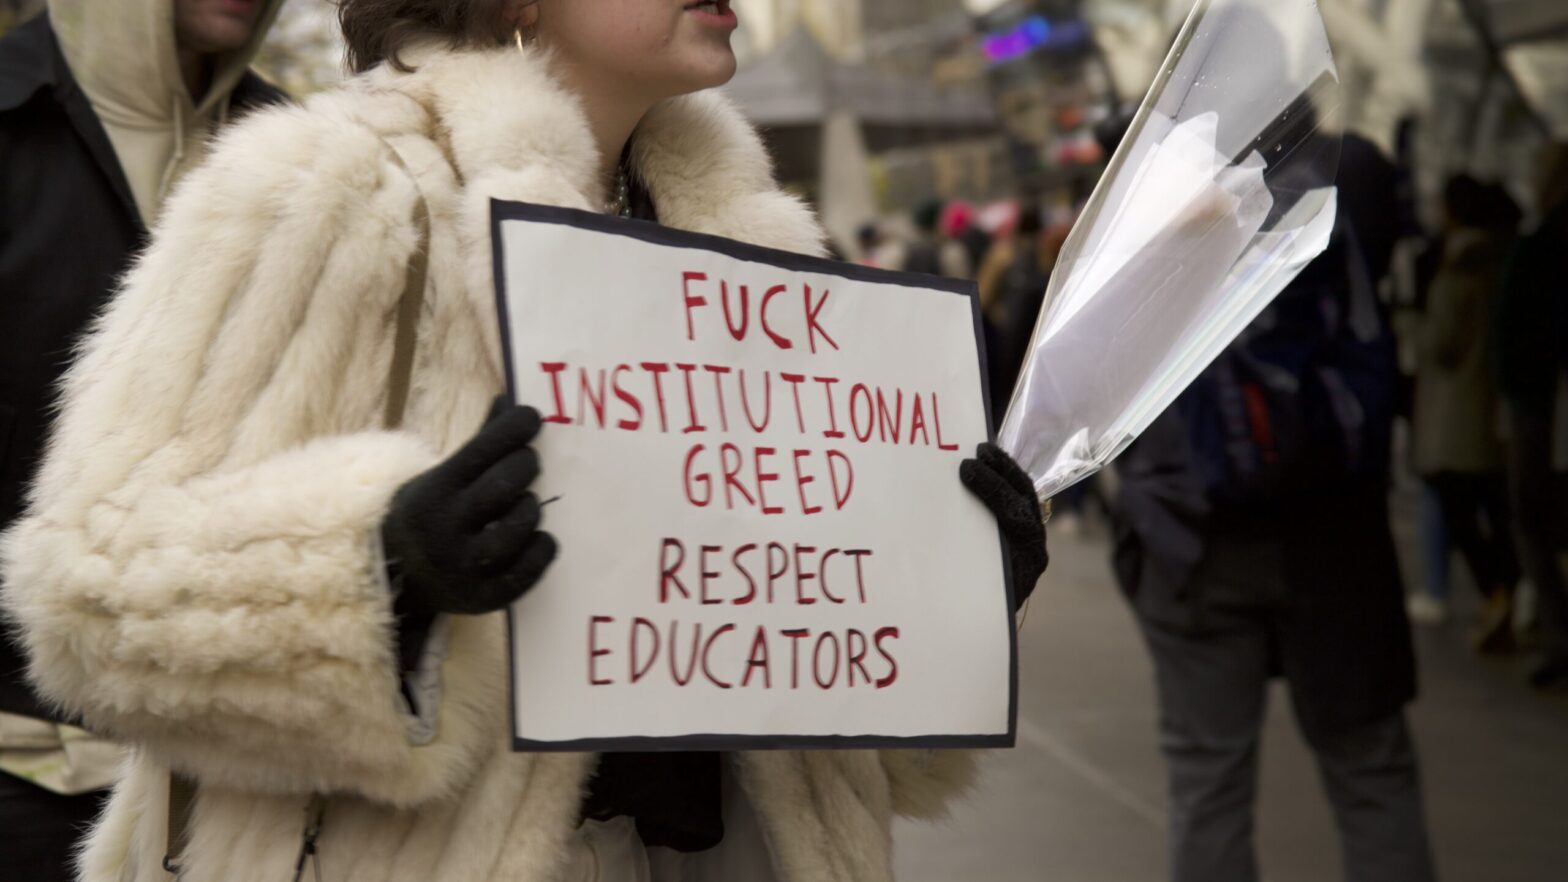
2, 1, 1567, 879
895, 514, 1568, 882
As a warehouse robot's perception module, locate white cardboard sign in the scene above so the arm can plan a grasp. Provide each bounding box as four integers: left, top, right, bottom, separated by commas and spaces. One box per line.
491, 201, 1016, 750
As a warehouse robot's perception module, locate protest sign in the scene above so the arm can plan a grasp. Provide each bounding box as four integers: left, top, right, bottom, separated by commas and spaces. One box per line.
492, 200, 1016, 751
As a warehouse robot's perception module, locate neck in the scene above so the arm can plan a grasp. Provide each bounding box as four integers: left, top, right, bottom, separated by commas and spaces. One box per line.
552, 61, 659, 205
177, 47, 210, 102
588, 104, 641, 203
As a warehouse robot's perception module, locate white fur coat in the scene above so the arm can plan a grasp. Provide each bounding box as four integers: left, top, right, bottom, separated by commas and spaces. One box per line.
0, 45, 975, 882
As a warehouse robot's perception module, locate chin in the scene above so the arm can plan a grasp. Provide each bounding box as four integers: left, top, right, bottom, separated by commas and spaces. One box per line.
696, 59, 739, 91
676, 51, 739, 94
191, 18, 254, 53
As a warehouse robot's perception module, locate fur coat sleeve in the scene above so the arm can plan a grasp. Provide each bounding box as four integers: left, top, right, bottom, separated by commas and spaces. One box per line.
0, 103, 467, 805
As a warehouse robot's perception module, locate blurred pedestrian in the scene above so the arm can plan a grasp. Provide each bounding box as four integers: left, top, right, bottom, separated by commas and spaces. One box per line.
1496, 144, 1568, 688
942, 199, 991, 278
0, 2, 1048, 880
855, 220, 900, 269
1399, 158, 1451, 626
1110, 134, 1435, 882
0, 1, 284, 880
902, 197, 972, 278
982, 204, 1049, 413
977, 199, 1025, 324
1410, 175, 1522, 647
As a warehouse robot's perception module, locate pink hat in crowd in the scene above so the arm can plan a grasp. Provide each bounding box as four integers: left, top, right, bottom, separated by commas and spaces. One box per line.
940, 200, 976, 238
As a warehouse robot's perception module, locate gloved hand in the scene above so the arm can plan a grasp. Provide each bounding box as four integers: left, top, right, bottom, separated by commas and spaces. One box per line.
960, 442, 1049, 610
381, 397, 558, 618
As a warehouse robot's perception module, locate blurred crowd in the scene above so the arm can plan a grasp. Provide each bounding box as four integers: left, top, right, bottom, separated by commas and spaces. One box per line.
852, 134, 1568, 691
1401, 160, 1568, 690
850, 126, 1568, 882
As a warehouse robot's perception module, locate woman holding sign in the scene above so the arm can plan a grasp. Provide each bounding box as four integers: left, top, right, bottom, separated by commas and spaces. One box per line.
0, 1, 1047, 880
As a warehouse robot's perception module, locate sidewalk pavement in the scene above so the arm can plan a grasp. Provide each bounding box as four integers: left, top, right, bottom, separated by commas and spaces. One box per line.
893, 522, 1568, 882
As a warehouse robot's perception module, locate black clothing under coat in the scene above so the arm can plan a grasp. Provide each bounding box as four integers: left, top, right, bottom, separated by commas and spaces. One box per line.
0, 15, 284, 720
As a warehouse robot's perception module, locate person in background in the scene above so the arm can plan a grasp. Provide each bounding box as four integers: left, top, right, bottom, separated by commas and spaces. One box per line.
1403, 224, 1453, 627
977, 199, 1027, 323
943, 199, 992, 279
1381, 118, 1457, 628
855, 220, 890, 269
902, 197, 972, 279
0, 2, 285, 879
1410, 175, 1522, 648
988, 205, 1053, 409
1496, 144, 1568, 688
1110, 133, 1435, 882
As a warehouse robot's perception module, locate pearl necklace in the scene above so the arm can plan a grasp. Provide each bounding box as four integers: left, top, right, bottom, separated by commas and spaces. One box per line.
604, 160, 632, 218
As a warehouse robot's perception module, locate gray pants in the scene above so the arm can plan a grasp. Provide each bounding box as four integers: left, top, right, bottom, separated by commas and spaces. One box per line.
1141, 613, 1437, 882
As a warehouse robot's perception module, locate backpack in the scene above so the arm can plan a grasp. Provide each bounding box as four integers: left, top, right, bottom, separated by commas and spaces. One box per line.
1178, 223, 1397, 511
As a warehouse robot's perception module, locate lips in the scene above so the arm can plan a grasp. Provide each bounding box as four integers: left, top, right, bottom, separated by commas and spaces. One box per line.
683, 0, 738, 27
217, 0, 260, 18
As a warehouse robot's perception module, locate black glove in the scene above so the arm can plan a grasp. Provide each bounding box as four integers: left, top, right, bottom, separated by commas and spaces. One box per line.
382, 397, 558, 619
960, 442, 1049, 610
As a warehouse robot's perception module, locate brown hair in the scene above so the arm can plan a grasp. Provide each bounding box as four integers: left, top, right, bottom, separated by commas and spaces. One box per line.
337, 0, 530, 74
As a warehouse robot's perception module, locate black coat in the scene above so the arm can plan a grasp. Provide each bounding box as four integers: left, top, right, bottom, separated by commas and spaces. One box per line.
1111, 208, 1417, 735
0, 15, 284, 720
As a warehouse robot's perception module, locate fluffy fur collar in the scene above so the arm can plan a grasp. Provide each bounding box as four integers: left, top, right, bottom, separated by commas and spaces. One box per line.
372, 43, 827, 257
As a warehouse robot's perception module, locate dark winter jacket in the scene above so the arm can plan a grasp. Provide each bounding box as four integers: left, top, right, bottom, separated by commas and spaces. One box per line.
1111, 198, 1417, 735
0, 14, 284, 720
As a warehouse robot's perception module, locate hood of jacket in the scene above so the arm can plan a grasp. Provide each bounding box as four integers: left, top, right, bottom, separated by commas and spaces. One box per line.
47, 0, 284, 222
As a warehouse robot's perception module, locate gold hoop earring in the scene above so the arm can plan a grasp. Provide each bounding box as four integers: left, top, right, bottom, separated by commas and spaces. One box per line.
515, 27, 538, 50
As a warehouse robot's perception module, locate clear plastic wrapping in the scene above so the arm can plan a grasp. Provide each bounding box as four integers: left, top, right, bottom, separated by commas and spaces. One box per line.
998, 0, 1343, 497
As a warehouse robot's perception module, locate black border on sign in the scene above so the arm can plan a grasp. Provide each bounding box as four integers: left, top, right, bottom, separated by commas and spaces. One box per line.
490, 198, 1018, 753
